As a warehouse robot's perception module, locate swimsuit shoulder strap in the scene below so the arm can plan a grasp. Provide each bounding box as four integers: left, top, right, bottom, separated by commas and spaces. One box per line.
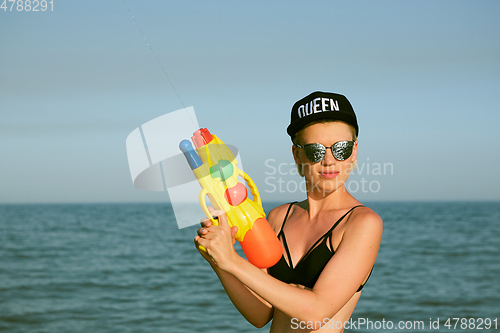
278, 202, 298, 267
326, 204, 365, 235
279, 201, 298, 234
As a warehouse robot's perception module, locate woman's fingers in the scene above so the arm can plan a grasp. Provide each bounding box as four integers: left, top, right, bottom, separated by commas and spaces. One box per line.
200, 206, 221, 227
195, 207, 240, 270
194, 236, 212, 261
200, 218, 212, 228
197, 227, 207, 237
212, 210, 228, 225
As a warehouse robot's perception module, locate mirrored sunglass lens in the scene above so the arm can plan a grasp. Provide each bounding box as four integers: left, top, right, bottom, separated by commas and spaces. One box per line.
304, 144, 325, 162
332, 141, 353, 160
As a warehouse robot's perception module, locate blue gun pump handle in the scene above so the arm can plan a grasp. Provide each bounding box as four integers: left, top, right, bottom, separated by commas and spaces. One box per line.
179, 139, 203, 170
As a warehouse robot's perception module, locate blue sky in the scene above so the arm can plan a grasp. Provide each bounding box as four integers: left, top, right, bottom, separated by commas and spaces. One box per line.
1, 0, 499, 203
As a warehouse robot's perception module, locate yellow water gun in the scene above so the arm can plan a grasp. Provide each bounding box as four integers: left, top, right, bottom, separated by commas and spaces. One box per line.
179, 128, 282, 269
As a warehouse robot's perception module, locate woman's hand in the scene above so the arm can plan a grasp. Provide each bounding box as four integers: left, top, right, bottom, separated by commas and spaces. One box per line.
194, 208, 240, 272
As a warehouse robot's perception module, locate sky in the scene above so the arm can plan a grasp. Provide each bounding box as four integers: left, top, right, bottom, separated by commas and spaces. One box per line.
1, 0, 500, 204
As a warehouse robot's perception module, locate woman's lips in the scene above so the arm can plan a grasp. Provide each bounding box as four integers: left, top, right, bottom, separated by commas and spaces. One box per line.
319, 170, 339, 179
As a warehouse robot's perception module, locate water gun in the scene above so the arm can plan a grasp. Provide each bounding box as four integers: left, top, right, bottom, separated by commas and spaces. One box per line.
179, 128, 282, 269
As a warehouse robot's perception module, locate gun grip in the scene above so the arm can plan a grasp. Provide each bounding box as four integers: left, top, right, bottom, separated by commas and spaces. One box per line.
197, 189, 219, 253
198, 188, 220, 226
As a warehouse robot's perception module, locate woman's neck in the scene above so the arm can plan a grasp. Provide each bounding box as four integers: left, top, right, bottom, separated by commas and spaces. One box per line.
304, 186, 357, 220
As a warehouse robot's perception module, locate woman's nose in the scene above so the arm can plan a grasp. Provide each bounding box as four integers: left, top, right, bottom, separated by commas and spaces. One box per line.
322, 147, 336, 165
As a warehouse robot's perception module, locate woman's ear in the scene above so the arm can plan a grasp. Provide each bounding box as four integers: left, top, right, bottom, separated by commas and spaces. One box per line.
292, 144, 301, 164
292, 144, 305, 177
351, 140, 358, 162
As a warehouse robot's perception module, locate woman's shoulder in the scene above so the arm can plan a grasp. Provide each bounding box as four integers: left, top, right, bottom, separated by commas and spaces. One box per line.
344, 205, 383, 237
266, 201, 302, 233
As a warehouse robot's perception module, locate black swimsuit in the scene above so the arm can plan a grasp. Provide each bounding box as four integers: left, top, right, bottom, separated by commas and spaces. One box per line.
268, 202, 372, 291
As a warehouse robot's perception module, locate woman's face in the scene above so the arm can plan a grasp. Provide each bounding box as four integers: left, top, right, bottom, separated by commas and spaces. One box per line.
292, 121, 357, 195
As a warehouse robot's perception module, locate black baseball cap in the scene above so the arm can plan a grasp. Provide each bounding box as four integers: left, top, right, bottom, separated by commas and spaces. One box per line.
287, 91, 358, 139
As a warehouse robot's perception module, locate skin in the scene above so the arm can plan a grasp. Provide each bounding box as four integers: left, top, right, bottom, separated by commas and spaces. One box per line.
194, 121, 383, 332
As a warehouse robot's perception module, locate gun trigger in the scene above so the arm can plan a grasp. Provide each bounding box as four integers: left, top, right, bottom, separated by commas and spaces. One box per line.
210, 215, 219, 226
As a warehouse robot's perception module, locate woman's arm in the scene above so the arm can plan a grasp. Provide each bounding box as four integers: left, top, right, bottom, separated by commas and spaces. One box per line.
195, 213, 274, 328
196, 207, 383, 323
211, 265, 273, 328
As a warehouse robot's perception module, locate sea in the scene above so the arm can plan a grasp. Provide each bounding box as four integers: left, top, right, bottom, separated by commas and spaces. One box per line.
0, 201, 499, 333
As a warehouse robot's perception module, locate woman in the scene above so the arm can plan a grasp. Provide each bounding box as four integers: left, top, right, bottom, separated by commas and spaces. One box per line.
194, 91, 383, 332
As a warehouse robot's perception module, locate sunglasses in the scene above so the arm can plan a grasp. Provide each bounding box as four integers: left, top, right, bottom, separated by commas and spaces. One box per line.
295, 141, 355, 163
